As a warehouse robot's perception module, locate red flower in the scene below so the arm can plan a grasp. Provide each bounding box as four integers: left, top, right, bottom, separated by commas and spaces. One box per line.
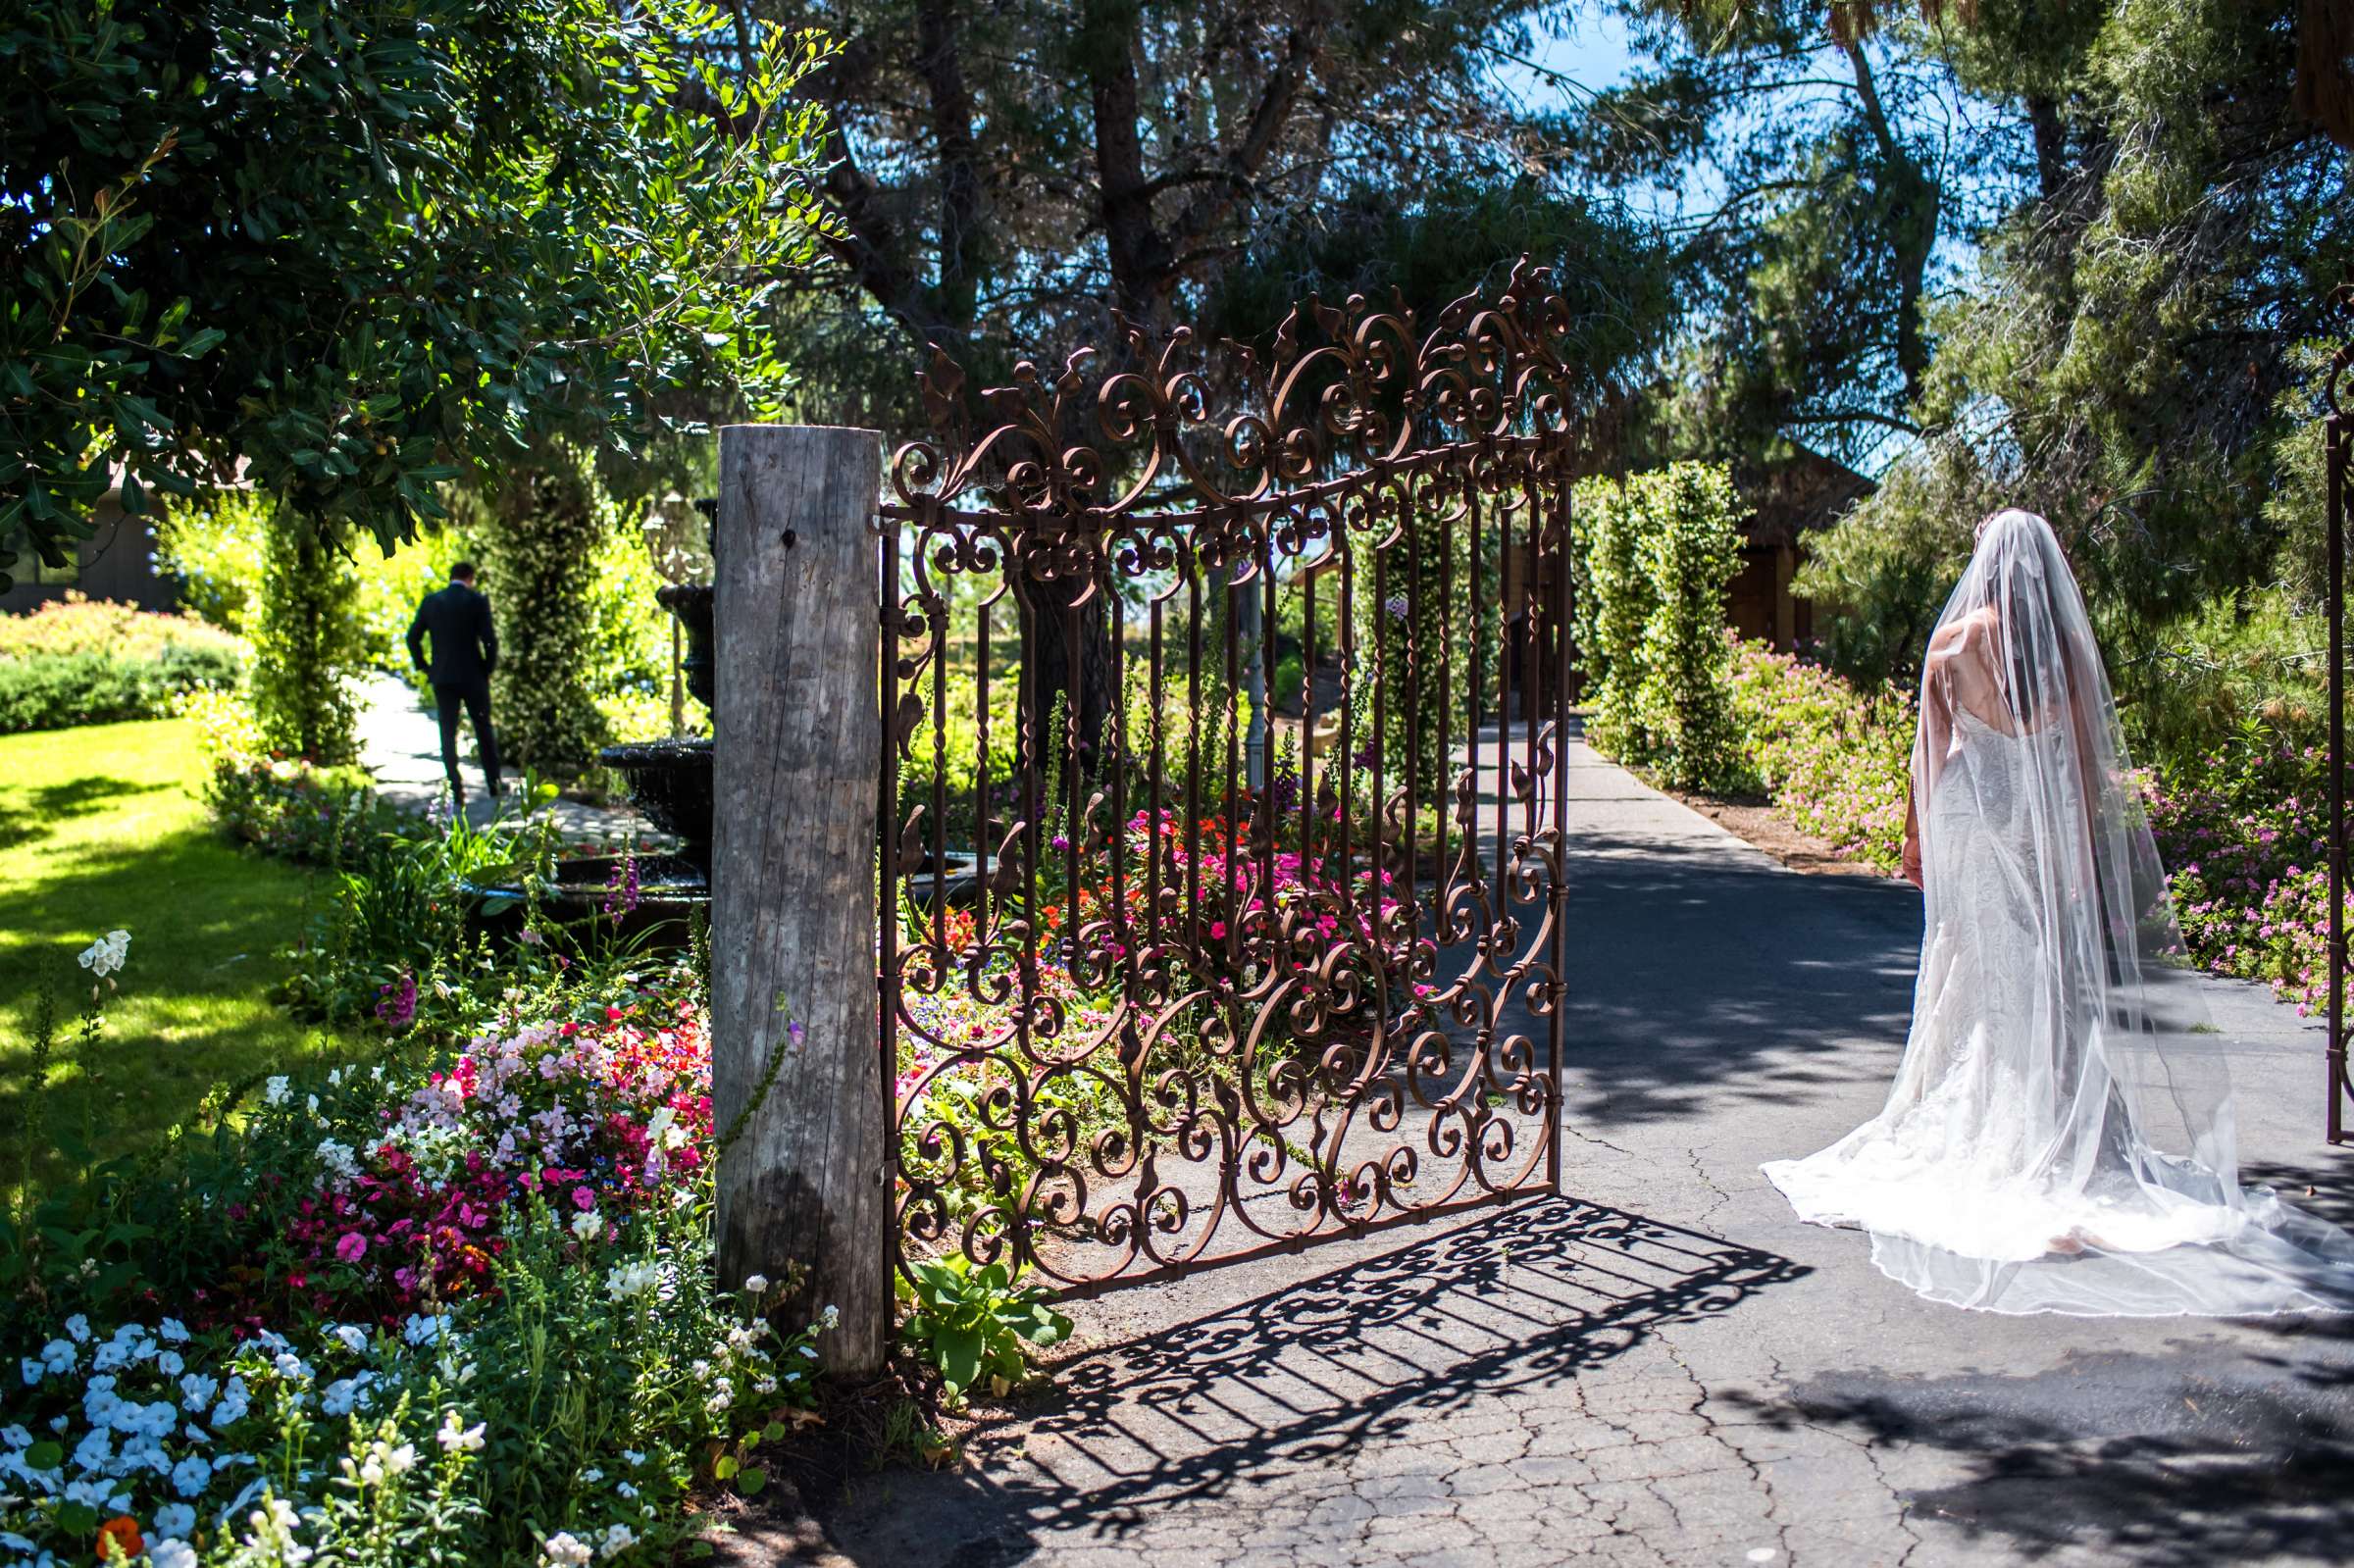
95, 1516, 142, 1561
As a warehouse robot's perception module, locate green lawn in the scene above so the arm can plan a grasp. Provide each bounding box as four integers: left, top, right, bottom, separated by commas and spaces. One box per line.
0, 718, 340, 1197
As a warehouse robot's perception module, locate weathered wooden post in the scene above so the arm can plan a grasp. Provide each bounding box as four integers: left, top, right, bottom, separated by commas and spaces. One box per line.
709, 424, 889, 1372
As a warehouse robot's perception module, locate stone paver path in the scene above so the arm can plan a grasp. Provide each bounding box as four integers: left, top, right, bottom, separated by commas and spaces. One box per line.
354, 672, 645, 843
748, 730, 2354, 1568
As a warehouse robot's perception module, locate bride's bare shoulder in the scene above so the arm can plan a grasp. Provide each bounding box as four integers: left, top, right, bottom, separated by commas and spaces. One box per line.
1926, 609, 1998, 668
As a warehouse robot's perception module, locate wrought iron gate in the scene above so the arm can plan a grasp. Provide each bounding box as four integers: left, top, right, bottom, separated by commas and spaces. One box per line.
879, 262, 1596, 1292
2328, 351, 2351, 1145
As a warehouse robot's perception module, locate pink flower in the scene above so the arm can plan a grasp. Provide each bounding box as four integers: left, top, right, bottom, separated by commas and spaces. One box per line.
335, 1233, 368, 1263
572, 1186, 596, 1211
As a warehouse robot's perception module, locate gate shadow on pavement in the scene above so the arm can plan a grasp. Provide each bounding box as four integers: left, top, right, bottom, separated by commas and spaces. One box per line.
804, 1195, 1807, 1566
1720, 1337, 2354, 1568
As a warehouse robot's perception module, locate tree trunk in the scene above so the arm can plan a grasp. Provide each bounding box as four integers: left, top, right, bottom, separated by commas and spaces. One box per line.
710, 424, 891, 1373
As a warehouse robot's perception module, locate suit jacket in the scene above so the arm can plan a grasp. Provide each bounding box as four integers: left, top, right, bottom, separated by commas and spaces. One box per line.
407, 583, 499, 688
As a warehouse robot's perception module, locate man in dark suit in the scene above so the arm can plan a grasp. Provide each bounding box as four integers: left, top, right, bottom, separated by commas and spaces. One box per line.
405, 562, 502, 804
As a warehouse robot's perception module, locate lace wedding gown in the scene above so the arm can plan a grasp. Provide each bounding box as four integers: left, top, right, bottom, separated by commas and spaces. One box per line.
1765, 510, 2354, 1316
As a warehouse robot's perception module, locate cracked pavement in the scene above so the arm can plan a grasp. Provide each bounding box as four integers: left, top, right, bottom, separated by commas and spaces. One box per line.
744, 733, 2354, 1568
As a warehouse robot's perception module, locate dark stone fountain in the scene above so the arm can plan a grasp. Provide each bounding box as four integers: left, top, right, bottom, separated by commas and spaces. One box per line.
466, 531, 717, 946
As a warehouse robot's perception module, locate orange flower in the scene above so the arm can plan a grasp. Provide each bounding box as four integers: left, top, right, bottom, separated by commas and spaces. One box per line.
96, 1517, 142, 1562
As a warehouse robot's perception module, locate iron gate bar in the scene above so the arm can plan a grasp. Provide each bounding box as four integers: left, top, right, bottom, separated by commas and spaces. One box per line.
878, 261, 1603, 1292
2330, 365, 2348, 1145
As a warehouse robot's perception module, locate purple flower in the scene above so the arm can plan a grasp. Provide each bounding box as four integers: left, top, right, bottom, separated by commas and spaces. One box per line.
375, 969, 417, 1029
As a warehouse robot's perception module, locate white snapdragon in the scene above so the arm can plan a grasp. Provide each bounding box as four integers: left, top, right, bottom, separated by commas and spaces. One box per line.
604, 1261, 660, 1302
242, 1495, 312, 1565
264, 1076, 292, 1106
570, 1210, 603, 1243
352, 1439, 417, 1487
435, 1412, 486, 1453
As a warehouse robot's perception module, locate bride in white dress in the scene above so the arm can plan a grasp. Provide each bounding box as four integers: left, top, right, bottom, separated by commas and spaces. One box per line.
1765, 508, 2354, 1315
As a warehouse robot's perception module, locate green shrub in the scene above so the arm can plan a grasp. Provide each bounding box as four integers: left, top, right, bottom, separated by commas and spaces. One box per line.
1572, 471, 1660, 758
252, 519, 368, 763
1575, 462, 1747, 790
0, 595, 245, 731
473, 449, 620, 780
1633, 464, 1747, 790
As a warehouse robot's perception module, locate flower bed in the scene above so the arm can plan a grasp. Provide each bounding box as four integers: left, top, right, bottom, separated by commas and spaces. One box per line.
0, 950, 824, 1566
1725, 637, 1915, 872
2142, 721, 2333, 1012
0, 595, 245, 733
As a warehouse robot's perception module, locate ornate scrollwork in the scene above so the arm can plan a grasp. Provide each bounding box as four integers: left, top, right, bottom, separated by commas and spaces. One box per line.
881, 261, 1585, 1294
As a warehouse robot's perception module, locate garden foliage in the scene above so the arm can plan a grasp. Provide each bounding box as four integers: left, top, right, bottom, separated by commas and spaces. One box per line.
2, 0, 837, 584
0, 934, 826, 1566
0, 597, 243, 733
2143, 717, 2334, 1014
250, 524, 368, 765
1574, 463, 1748, 791
475, 453, 615, 780
1725, 639, 1916, 873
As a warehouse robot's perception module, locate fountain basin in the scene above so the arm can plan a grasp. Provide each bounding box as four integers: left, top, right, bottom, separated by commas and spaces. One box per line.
599, 738, 713, 852
462, 853, 709, 947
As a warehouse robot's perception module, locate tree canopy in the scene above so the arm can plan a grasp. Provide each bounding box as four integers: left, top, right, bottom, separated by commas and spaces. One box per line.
1552, 0, 2353, 693
2, 0, 836, 588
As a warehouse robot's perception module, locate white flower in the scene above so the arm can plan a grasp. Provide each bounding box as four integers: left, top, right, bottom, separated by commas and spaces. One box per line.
742, 1273, 770, 1294
604, 1261, 661, 1302
541, 1531, 594, 1567
150, 1541, 198, 1568
579, 1468, 603, 1485
436, 1412, 486, 1453
706, 1387, 733, 1414
598, 1522, 640, 1558
822, 1304, 841, 1328
570, 1210, 603, 1243
264, 1076, 291, 1106
77, 930, 130, 978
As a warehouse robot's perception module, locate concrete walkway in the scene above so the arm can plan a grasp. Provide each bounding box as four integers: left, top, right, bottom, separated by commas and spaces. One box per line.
756, 732, 2354, 1568
353, 673, 644, 843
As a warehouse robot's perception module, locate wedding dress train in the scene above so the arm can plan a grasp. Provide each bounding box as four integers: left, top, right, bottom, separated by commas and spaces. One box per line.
1764, 510, 2354, 1316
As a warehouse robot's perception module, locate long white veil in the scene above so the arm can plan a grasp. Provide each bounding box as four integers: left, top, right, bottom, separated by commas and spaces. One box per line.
1766, 509, 2354, 1315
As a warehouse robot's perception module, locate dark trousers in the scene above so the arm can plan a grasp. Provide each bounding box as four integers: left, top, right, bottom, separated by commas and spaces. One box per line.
432, 681, 500, 800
